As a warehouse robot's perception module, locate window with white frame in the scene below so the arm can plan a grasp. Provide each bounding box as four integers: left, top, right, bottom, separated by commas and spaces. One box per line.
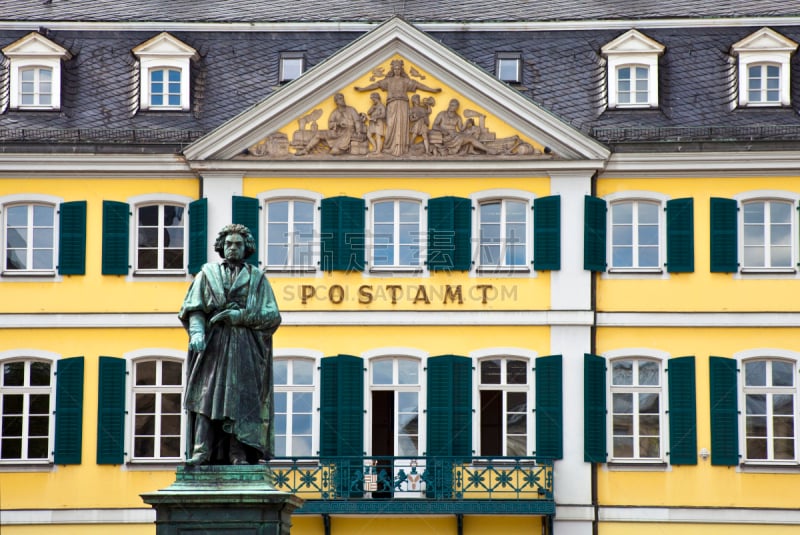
496, 52, 522, 84
478, 199, 529, 269
743, 358, 796, 462
130, 358, 183, 461
742, 199, 793, 269
610, 199, 660, 270
610, 358, 663, 461
265, 199, 316, 270
0, 358, 52, 461
132, 32, 197, 112
279, 52, 305, 83
601, 29, 664, 109
370, 357, 421, 457
274, 358, 315, 457
3, 202, 56, 273
135, 203, 186, 272
478, 357, 530, 456
2, 32, 71, 111
370, 199, 423, 270
732, 27, 798, 108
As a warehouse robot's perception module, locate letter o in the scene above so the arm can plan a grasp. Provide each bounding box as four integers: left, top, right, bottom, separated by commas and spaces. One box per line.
328, 284, 345, 304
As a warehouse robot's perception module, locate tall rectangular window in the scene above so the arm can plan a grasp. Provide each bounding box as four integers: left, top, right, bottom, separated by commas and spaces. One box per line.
479, 199, 528, 268
20, 67, 52, 107
371, 358, 420, 457
5, 203, 55, 272
274, 358, 314, 457
266, 200, 315, 269
611, 200, 660, 269
617, 66, 649, 106
131, 359, 183, 461
0, 360, 51, 461
372, 200, 421, 268
742, 200, 793, 269
610, 358, 662, 460
479, 358, 529, 456
150, 68, 181, 107
744, 359, 795, 461
136, 204, 185, 271
748, 64, 781, 104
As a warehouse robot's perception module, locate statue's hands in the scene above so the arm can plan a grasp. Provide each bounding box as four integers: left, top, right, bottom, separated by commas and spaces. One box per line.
209, 309, 243, 326
189, 332, 206, 352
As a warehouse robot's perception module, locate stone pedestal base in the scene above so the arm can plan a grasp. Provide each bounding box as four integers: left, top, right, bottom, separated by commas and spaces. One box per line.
141, 465, 304, 535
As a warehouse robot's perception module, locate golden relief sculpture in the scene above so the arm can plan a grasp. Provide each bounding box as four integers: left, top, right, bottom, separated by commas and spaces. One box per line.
246, 59, 545, 159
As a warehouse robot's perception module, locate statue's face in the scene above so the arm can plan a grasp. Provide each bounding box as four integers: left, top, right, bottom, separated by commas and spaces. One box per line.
224, 233, 245, 263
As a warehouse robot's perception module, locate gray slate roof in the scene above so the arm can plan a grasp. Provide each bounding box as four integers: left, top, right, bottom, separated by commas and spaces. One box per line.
4, 1, 800, 23
3, 3, 800, 151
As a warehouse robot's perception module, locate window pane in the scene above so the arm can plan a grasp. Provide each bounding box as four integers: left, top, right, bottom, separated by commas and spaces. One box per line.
746, 394, 767, 416
135, 414, 155, 435
29, 394, 49, 413
638, 361, 659, 386
639, 414, 660, 435
481, 360, 501, 384
161, 393, 181, 414
372, 360, 392, 384
374, 202, 393, 222
773, 394, 794, 415
773, 361, 794, 387
639, 393, 659, 414
292, 414, 312, 435
135, 437, 155, 458
274, 392, 287, 413
3, 363, 24, 386
28, 438, 48, 458
397, 391, 418, 413
30, 362, 51, 386
639, 437, 659, 457
136, 361, 156, 385
274, 360, 288, 385
507, 360, 527, 384
613, 436, 633, 457
745, 361, 767, 386
160, 437, 181, 458
294, 392, 313, 413
161, 414, 181, 435
507, 435, 527, 457
613, 393, 633, 413
398, 359, 418, 385
612, 360, 633, 385
135, 393, 155, 413
507, 412, 526, 434
292, 359, 314, 385
162, 361, 182, 385
294, 435, 312, 456
2, 394, 22, 414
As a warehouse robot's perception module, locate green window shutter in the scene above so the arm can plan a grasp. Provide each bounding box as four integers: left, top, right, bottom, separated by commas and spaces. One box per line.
709, 356, 739, 466
54, 356, 84, 464
535, 355, 563, 460
319, 355, 364, 457
232, 196, 260, 266
427, 196, 472, 271
584, 353, 607, 463
666, 198, 694, 273
320, 196, 365, 272
188, 198, 208, 274
97, 356, 126, 464
101, 201, 130, 275
534, 195, 561, 271
584, 196, 607, 272
667, 356, 697, 465
426, 355, 472, 457
710, 198, 738, 273
58, 201, 87, 275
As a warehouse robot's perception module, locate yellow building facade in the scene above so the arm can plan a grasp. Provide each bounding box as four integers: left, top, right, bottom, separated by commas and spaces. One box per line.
2, 12, 800, 535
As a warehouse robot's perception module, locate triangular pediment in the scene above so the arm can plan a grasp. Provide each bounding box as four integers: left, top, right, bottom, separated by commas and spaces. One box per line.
601, 29, 665, 56
732, 27, 798, 55
2, 32, 71, 59
132, 32, 199, 60
185, 17, 609, 162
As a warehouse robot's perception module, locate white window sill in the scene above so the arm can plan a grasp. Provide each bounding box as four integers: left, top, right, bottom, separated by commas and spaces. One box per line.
124, 460, 183, 471
1, 270, 57, 277
606, 460, 669, 471
608, 267, 663, 274
369, 266, 424, 274
740, 267, 797, 274
134, 269, 187, 277
739, 461, 800, 473
475, 266, 531, 273
0, 461, 54, 472
264, 266, 317, 273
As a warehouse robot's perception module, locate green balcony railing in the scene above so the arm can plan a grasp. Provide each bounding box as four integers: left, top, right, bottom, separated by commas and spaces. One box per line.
269, 456, 555, 515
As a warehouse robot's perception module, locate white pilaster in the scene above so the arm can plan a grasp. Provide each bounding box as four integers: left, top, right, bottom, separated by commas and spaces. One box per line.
200, 171, 245, 260
551, 324, 594, 535
548, 170, 594, 311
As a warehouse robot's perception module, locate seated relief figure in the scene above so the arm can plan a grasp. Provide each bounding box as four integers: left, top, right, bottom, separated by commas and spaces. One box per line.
430, 98, 498, 156
295, 93, 366, 156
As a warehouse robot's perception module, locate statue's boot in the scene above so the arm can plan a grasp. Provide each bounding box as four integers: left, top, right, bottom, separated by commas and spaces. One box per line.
229, 436, 249, 465
186, 414, 212, 465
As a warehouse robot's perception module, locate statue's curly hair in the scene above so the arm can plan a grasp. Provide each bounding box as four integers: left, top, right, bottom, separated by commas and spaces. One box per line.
213, 224, 256, 259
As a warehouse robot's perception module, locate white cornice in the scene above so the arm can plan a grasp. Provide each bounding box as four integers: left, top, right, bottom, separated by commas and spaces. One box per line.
187, 158, 607, 177
4, 17, 800, 33
597, 312, 800, 327
604, 151, 800, 177
0, 153, 195, 178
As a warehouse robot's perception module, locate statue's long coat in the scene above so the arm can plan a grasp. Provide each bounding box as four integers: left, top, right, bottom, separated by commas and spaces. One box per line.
179, 262, 281, 458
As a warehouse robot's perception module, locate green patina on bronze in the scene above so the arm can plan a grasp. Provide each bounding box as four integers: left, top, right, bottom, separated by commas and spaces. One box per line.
179, 224, 281, 465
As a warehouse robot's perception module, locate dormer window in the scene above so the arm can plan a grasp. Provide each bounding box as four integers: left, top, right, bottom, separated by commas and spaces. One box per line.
601, 30, 664, 109
732, 28, 798, 107
496, 52, 522, 84
279, 52, 305, 83
132, 32, 198, 111
2, 32, 71, 111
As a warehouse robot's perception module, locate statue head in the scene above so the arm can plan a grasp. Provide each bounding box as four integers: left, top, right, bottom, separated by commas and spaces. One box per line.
389, 59, 407, 77
214, 224, 256, 260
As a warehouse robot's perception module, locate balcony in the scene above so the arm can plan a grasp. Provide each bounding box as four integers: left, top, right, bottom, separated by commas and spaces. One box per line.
269, 456, 554, 516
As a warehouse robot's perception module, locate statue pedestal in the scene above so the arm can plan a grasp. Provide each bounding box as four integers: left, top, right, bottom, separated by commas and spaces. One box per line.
141, 465, 304, 535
